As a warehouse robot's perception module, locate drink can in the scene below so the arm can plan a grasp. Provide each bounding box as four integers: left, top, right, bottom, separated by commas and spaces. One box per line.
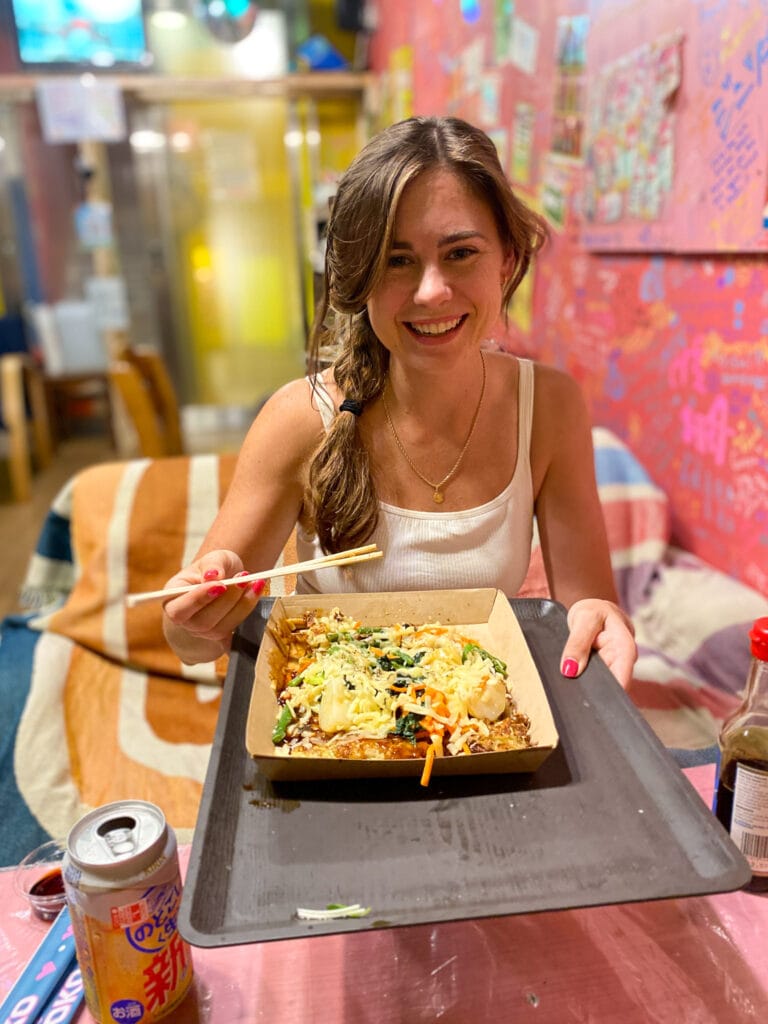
62, 800, 193, 1023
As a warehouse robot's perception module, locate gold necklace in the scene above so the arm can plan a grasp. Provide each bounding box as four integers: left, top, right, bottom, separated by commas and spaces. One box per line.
382, 352, 486, 504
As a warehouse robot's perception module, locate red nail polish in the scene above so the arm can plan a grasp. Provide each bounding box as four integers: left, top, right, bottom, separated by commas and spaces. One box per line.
207, 585, 227, 597
235, 571, 250, 589
251, 579, 265, 595
561, 658, 579, 678
203, 569, 220, 581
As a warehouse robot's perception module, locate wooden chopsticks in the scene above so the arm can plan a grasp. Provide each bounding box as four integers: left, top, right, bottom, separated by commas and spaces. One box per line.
125, 543, 383, 607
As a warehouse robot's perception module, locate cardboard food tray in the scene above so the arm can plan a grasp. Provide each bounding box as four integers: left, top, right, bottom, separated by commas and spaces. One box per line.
246, 589, 558, 780
178, 598, 751, 948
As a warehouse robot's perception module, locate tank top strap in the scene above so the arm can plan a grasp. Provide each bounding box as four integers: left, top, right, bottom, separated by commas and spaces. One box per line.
517, 358, 534, 457
306, 374, 336, 431
310, 361, 534, 441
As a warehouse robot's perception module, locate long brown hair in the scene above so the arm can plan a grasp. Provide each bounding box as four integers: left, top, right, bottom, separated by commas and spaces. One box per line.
307, 116, 548, 553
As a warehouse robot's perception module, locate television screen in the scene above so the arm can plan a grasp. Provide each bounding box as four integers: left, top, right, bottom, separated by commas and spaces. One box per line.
11, 0, 152, 69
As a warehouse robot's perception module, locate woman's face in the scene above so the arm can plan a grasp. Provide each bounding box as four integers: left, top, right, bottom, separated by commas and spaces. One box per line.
366, 167, 514, 365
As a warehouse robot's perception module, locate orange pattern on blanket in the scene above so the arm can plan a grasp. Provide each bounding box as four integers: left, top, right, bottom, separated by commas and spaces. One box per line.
124, 457, 236, 673
49, 461, 125, 632
49, 455, 237, 680
144, 678, 221, 745
63, 643, 209, 829
47, 454, 302, 682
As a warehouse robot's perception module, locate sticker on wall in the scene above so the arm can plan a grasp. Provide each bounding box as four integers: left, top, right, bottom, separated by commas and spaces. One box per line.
36, 79, 126, 144
478, 71, 501, 127
551, 14, 589, 157
493, 0, 514, 64
460, 37, 485, 94
74, 201, 114, 250
510, 16, 539, 76
511, 102, 535, 185
539, 153, 581, 230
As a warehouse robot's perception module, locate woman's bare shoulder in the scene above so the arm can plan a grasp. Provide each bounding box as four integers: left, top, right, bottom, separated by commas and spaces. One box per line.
239, 376, 331, 466
486, 352, 584, 414
532, 362, 587, 422
529, 363, 593, 482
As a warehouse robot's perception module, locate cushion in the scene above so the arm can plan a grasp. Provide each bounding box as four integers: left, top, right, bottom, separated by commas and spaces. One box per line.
591, 427, 670, 613
632, 545, 768, 697
516, 427, 671, 606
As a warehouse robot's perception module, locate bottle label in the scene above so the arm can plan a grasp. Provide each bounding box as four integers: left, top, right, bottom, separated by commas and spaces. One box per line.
731, 762, 768, 875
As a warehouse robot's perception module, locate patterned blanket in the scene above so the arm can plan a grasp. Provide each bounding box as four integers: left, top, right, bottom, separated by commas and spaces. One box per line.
0, 432, 765, 866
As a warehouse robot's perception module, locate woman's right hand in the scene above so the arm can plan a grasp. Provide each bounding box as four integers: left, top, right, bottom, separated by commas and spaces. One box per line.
161, 549, 266, 664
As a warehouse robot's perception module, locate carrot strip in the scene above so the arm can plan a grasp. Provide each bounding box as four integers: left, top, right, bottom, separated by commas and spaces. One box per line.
425, 720, 445, 738
420, 743, 436, 787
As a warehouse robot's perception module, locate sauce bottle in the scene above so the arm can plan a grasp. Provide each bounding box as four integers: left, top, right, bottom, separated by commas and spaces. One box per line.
715, 616, 768, 893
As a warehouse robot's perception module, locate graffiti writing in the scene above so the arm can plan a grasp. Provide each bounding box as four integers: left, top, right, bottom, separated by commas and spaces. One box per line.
679, 393, 732, 466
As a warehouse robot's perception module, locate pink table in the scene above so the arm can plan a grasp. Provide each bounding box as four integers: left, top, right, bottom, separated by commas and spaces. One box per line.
2, 766, 767, 1024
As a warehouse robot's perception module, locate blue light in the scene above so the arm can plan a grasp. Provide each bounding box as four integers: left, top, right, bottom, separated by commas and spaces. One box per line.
11, 0, 148, 67
460, 0, 481, 25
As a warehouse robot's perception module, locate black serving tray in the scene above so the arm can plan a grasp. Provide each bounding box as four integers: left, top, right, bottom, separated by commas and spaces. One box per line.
178, 598, 750, 947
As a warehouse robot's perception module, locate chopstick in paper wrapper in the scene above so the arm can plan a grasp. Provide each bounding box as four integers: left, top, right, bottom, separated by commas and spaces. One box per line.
29, 965, 83, 1024
0, 906, 83, 1024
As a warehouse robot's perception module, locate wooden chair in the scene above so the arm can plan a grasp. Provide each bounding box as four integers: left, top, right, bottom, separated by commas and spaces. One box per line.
108, 346, 183, 458
0, 353, 53, 501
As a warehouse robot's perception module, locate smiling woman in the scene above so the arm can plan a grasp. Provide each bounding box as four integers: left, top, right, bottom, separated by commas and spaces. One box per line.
161, 116, 638, 695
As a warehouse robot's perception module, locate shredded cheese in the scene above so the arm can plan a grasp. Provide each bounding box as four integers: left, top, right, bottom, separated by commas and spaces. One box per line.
272, 610, 524, 760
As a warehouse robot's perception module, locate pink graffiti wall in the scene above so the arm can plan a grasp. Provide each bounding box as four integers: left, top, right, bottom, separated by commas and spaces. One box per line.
369, 0, 768, 598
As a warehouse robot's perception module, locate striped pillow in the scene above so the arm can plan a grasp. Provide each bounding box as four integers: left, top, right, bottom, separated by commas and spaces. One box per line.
591, 427, 670, 612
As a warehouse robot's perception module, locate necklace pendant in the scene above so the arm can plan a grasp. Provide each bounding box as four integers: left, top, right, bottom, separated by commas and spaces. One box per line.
433, 489, 444, 504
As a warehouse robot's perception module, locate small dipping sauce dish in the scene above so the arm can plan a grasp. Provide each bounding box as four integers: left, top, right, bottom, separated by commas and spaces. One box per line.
14, 839, 68, 920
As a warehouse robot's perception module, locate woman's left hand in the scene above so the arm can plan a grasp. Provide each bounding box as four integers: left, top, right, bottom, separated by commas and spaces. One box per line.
559, 598, 637, 689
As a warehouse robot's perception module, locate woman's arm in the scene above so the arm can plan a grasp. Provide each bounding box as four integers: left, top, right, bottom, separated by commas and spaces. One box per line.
162, 379, 323, 665
531, 367, 637, 687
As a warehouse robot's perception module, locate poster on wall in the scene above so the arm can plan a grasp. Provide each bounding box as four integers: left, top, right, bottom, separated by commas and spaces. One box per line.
551, 13, 589, 158
581, 30, 681, 246
36, 78, 126, 144
581, 1, 768, 253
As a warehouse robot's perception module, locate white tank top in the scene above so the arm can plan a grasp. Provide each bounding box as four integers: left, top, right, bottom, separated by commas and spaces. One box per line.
296, 357, 535, 597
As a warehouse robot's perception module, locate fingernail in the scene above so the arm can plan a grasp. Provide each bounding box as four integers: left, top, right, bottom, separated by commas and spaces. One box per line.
207, 585, 227, 597
235, 571, 250, 589
251, 579, 266, 595
561, 658, 579, 678
203, 569, 220, 581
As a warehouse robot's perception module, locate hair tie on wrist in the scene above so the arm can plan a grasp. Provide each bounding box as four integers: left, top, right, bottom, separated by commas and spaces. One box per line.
339, 398, 363, 416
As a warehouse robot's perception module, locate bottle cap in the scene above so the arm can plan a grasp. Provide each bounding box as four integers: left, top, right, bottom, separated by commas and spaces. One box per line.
750, 617, 768, 661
